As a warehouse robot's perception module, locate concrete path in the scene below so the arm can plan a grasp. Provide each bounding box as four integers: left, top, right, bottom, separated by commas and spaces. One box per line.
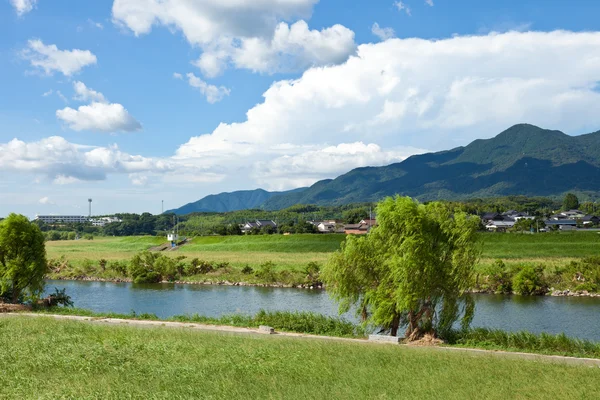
3, 312, 600, 367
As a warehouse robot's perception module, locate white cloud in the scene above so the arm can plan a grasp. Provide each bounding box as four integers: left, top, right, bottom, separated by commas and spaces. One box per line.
0, 136, 224, 187
253, 142, 426, 190
394, 1, 411, 16
112, 0, 355, 76
42, 89, 53, 97
56, 82, 140, 133
425, 0, 434, 6
88, 19, 104, 29
175, 30, 600, 184
56, 102, 142, 133
172, 72, 183, 80
184, 73, 230, 103
195, 21, 356, 77
56, 90, 68, 104
10, 0, 37, 16
371, 23, 395, 41
38, 196, 54, 205
0, 136, 170, 183
22, 40, 97, 76
73, 81, 106, 103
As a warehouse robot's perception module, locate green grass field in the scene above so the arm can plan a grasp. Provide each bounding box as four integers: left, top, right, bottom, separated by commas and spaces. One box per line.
1, 316, 598, 399
46, 232, 600, 268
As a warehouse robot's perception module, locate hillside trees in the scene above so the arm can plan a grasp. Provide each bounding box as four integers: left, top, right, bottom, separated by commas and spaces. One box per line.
323, 197, 481, 340
0, 214, 48, 303
563, 193, 580, 211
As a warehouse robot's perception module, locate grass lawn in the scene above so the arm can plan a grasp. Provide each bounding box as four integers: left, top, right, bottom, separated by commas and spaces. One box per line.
1, 316, 599, 399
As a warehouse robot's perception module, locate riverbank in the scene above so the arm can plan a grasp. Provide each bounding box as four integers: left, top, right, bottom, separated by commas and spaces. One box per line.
1, 315, 599, 398
18, 307, 600, 360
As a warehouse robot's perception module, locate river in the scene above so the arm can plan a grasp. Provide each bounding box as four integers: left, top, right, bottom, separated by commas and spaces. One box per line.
45, 280, 600, 341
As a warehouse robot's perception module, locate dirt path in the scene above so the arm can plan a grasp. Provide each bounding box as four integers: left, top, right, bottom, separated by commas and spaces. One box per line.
3, 312, 600, 367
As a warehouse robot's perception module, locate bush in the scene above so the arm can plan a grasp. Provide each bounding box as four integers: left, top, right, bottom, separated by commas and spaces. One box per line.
241, 265, 253, 274
128, 252, 162, 284
482, 260, 512, 293
108, 261, 128, 276
304, 262, 322, 286
255, 261, 277, 282
513, 265, 547, 295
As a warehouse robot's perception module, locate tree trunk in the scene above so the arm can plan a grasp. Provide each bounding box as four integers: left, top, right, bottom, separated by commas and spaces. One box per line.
390, 313, 400, 337
361, 304, 368, 322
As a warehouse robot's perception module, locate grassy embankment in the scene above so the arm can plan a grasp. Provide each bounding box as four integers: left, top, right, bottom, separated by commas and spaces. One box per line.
45, 232, 600, 290
31, 307, 600, 360
1, 316, 599, 399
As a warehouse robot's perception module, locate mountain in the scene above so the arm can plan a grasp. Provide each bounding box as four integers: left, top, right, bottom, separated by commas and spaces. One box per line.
165, 188, 306, 214
262, 124, 600, 209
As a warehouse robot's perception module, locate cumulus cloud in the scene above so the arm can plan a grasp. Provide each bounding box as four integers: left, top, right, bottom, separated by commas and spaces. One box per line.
21, 40, 97, 76
0, 136, 224, 186
56, 82, 141, 133
254, 142, 426, 190
394, 1, 411, 16
425, 0, 434, 6
184, 73, 230, 103
10, 0, 37, 16
73, 81, 106, 103
112, 0, 355, 76
194, 21, 356, 77
175, 30, 600, 185
57, 102, 142, 133
38, 196, 54, 205
371, 23, 395, 41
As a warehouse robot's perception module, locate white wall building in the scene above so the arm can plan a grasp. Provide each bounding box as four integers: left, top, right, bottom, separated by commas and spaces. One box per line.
34, 215, 89, 224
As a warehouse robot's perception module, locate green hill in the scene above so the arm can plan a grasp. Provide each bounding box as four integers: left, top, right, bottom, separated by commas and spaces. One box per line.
166, 188, 306, 214
263, 124, 600, 209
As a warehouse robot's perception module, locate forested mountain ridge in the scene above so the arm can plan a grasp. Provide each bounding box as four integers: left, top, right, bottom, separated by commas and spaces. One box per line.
262, 124, 600, 209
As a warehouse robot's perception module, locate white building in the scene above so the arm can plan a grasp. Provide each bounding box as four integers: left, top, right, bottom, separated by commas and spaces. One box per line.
90, 217, 122, 227
34, 215, 89, 224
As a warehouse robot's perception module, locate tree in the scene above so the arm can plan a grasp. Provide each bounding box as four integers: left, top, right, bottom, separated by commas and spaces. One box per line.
323, 196, 481, 340
563, 193, 579, 211
0, 214, 48, 303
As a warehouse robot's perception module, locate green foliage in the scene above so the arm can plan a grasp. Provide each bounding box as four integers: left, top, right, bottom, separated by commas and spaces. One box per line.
0, 214, 48, 303
128, 252, 163, 284
512, 266, 547, 295
46, 288, 74, 307
241, 265, 253, 274
324, 196, 481, 339
563, 193, 580, 211
451, 328, 600, 359
303, 262, 321, 286
479, 260, 513, 294
255, 261, 277, 282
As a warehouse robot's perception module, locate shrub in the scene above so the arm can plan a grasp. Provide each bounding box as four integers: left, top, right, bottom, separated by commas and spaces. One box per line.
99, 259, 108, 272
304, 262, 322, 286
108, 261, 128, 276
513, 265, 547, 295
241, 265, 253, 274
483, 260, 512, 293
255, 261, 277, 282
128, 252, 162, 284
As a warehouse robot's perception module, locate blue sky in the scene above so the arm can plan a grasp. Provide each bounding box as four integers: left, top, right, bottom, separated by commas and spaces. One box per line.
1, 0, 600, 217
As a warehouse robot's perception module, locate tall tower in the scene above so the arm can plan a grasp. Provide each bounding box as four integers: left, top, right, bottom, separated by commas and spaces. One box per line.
88, 198, 92, 218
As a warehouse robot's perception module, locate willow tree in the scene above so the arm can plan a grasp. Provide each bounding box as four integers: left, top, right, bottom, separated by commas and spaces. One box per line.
323, 196, 481, 340
0, 214, 47, 303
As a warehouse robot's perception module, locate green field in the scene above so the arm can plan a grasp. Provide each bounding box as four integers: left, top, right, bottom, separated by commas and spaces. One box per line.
46, 232, 600, 264
1, 316, 598, 399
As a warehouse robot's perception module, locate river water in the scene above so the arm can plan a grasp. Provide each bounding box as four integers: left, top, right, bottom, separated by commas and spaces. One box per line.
45, 280, 600, 342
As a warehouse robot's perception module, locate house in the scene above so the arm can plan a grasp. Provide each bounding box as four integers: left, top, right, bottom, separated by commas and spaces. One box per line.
553, 210, 587, 219
344, 224, 369, 234
241, 219, 277, 234
485, 219, 515, 232
317, 221, 337, 233
481, 212, 501, 224
544, 219, 577, 230
359, 219, 378, 227
582, 215, 599, 225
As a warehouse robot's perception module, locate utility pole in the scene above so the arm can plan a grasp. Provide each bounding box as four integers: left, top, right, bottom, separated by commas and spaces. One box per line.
88, 198, 92, 218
